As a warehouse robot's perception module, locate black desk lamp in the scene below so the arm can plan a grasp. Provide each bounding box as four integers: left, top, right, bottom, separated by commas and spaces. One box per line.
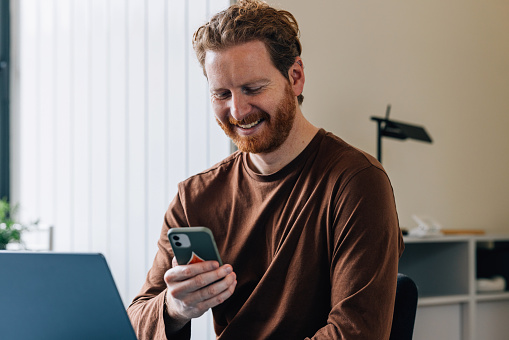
371, 105, 432, 163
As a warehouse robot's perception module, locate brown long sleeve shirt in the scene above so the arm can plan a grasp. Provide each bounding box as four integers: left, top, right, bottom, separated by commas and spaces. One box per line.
128, 129, 404, 339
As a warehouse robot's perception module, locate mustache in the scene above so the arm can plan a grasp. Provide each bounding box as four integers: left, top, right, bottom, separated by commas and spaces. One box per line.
228, 111, 270, 126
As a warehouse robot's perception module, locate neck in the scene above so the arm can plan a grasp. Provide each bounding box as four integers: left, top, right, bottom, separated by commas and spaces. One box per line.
247, 110, 319, 175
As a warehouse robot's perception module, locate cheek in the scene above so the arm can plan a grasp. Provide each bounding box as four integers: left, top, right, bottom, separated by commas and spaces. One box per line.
211, 99, 227, 120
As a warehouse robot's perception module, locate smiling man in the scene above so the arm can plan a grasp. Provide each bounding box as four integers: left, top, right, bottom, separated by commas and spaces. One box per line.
127, 1, 404, 339
206, 39, 316, 174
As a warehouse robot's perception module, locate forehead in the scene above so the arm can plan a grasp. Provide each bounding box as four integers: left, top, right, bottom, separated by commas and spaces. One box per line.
204, 40, 282, 88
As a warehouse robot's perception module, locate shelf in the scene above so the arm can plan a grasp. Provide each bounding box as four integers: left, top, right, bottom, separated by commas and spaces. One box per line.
417, 292, 509, 306
418, 295, 470, 307
475, 292, 509, 302
402, 234, 509, 340
399, 240, 470, 297
404, 233, 509, 244
404, 235, 472, 243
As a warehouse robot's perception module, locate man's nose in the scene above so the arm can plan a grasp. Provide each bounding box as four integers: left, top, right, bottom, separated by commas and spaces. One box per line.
230, 93, 251, 121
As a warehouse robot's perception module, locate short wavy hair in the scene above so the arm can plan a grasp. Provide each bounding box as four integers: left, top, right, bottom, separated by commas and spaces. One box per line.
193, 0, 304, 105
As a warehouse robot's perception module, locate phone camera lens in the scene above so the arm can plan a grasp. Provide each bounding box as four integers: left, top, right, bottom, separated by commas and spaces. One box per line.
172, 235, 180, 241
175, 242, 182, 247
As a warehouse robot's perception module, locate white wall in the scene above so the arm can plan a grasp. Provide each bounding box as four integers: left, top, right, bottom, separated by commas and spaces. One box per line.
10, 1, 230, 338
271, 0, 509, 233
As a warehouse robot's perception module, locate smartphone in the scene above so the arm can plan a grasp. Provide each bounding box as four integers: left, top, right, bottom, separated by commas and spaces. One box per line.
167, 227, 223, 266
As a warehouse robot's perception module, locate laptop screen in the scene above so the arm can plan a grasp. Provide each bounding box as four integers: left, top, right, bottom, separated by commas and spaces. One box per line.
0, 252, 138, 340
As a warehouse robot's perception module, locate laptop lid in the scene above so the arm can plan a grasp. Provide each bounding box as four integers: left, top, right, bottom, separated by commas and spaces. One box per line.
0, 252, 138, 340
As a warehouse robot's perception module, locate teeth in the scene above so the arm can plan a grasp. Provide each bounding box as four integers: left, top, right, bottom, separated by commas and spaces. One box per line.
238, 119, 261, 129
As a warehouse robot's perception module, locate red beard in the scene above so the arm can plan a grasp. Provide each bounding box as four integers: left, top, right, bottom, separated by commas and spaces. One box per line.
216, 83, 297, 154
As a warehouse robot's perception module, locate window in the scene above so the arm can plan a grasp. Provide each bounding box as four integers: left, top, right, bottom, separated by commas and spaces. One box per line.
12, 2, 230, 324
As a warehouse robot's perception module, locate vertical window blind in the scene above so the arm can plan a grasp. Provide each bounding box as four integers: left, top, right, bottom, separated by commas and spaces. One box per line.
12, 2, 231, 337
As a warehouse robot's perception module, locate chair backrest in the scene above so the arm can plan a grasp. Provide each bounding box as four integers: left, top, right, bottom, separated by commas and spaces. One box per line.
389, 273, 418, 340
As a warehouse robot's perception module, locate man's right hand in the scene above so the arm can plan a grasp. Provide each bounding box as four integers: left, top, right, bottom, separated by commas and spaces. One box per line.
163, 257, 237, 332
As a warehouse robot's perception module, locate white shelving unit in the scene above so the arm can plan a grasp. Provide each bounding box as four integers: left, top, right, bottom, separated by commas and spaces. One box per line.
400, 234, 509, 340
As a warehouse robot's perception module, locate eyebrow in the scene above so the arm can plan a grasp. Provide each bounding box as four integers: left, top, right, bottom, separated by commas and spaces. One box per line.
209, 79, 271, 93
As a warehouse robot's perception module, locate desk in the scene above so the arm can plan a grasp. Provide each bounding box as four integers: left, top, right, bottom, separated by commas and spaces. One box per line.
400, 234, 509, 340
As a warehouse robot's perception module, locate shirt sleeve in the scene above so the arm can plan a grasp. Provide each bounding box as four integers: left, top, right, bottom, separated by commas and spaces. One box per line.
307, 165, 404, 340
127, 192, 192, 340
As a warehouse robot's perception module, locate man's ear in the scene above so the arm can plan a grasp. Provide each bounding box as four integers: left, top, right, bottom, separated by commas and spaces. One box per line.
289, 57, 305, 97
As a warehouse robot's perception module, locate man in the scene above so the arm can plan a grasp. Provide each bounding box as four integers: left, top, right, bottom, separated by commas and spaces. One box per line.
127, 1, 404, 339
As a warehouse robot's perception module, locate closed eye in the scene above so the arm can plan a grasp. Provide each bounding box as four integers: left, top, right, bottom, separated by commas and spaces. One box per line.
212, 90, 231, 100
242, 85, 264, 95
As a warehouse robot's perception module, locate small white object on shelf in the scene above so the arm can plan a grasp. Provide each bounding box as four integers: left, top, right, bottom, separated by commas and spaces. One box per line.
476, 276, 506, 293
408, 215, 443, 237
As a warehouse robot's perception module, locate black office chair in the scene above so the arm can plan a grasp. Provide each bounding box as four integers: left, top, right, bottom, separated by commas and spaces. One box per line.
389, 273, 418, 340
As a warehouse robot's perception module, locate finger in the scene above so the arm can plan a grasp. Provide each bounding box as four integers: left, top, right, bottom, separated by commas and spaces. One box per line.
187, 265, 233, 291
177, 271, 236, 307
196, 272, 236, 303
165, 260, 221, 283
167, 266, 234, 301
170, 277, 237, 321
172, 256, 178, 268
193, 277, 238, 311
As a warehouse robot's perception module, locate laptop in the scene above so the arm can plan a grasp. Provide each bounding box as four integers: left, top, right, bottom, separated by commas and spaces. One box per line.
0, 252, 138, 340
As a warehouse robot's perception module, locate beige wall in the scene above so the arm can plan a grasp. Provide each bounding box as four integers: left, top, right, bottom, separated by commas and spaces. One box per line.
271, 0, 509, 233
